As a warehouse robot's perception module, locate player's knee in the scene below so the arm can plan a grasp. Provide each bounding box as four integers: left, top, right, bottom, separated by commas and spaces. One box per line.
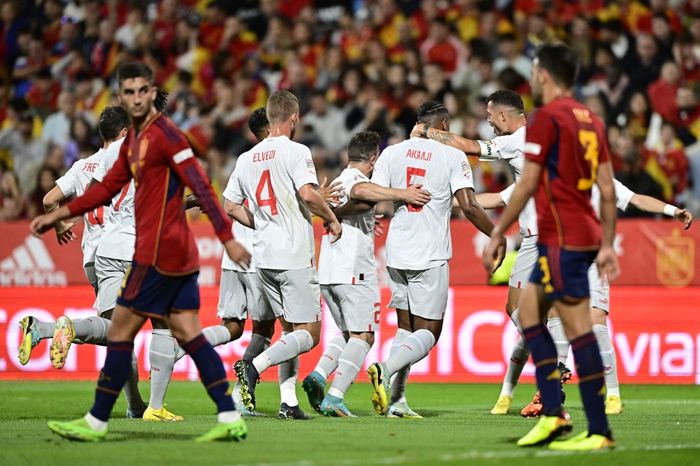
252, 319, 275, 339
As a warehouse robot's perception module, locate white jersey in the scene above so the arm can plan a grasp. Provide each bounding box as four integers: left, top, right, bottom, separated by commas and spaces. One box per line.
372, 137, 474, 270
479, 126, 537, 236
55, 151, 105, 266
591, 178, 635, 217
92, 138, 134, 261
220, 172, 257, 271
318, 168, 376, 285
224, 135, 319, 270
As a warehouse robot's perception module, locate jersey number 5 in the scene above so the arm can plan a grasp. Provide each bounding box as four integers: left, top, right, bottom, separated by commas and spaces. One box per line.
406, 166, 426, 212
577, 129, 599, 190
256, 169, 278, 215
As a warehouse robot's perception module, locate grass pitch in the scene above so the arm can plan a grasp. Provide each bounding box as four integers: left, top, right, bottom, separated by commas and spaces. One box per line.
0, 381, 698, 465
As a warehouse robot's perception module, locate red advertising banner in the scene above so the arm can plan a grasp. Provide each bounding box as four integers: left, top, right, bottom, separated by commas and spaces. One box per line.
0, 219, 697, 287
1, 286, 698, 383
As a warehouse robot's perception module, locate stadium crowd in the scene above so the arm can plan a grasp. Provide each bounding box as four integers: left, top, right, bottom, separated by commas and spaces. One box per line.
2, 0, 700, 221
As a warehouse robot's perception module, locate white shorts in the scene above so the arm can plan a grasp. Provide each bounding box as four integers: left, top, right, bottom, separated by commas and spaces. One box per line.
321, 282, 380, 333
257, 267, 322, 324
217, 269, 276, 322
509, 235, 538, 289
387, 261, 449, 320
95, 255, 130, 316
84, 262, 98, 295
588, 263, 610, 313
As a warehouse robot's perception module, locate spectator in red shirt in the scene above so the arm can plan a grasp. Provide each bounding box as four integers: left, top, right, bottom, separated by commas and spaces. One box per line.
645, 122, 690, 201
647, 61, 681, 122
419, 18, 467, 76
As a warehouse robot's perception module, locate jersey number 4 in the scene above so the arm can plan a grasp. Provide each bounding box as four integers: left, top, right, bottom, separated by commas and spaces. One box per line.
577, 129, 599, 190
406, 166, 426, 212
256, 169, 278, 215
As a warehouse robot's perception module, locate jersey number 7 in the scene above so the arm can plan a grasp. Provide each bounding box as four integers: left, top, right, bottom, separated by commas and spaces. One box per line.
406, 166, 426, 212
256, 169, 278, 215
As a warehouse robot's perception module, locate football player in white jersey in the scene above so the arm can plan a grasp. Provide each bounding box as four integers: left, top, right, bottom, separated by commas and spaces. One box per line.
367, 101, 506, 417
17, 107, 149, 417
302, 131, 431, 417
225, 90, 342, 412
412, 90, 578, 416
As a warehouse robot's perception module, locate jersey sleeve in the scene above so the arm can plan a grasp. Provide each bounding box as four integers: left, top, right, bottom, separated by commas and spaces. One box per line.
448, 148, 474, 194
66, 148, 131, 217
55, 165, 78, 197
223, 164, 245, 204
613, 179, 635, 211
479, 133, 519, 161
499, 183, 516, 204
371, 147, 391, 187
524, 110, 556, 166
166, 133, 233, 243
291, 145, 319, 190
338, 171, 368, 207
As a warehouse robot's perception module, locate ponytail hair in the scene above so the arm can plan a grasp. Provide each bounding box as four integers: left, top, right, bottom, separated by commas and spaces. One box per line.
155, 89, 169, 113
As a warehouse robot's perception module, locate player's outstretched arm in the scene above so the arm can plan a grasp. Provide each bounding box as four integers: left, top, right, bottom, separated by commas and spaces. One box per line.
224, 199, 255, 229
42, 186, 77, 245
595, 160, 620, 281
475, 192, 506, 210
629, 194, 693, 229
410, 123, 480, 155
299, 183, 342, 243
351, 182, 431, 205
456, 188, 506, 272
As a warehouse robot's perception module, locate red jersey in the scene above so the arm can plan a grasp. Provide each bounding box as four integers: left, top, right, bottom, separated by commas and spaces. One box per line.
525, 97, 610, 250
67, 113, 233, 275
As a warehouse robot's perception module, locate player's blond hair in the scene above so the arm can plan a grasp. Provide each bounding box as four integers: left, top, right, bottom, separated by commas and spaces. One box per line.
266, 90, 299, 123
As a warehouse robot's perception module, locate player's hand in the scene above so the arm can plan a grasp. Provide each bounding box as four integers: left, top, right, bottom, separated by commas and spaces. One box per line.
596, 245, 620, 282
318, 177, 344, 205
224, 239, 252, 270
31, 211, 62, 237
327, 219, 343, 243
675, 208, 693, 230
374, 214, 385, 237
482, 232, 507, 274
402, 184, 431, 206
55, 219, 77, 245
410, 123, 427, 139
184, 194, 202, 211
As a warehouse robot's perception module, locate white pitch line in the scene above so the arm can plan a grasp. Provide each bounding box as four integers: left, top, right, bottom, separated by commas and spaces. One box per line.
623, 399, 700, 405
231, 443, 700, 466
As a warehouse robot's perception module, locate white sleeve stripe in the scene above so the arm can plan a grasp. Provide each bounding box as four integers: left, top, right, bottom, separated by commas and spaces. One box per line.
524, 142, 541, 155
173, 148, 194, 164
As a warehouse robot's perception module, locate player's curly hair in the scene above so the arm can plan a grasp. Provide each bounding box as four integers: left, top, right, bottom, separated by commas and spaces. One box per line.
248, 107, 269, 141
416, 100, 449, 126
488, 90, 524, 114
348, 131, 381, 161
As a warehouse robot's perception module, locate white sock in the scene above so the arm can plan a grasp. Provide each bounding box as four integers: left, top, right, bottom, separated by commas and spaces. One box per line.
500, 337, 529, 397
389, 328, 411, 403
148, 329, 177, 410
384, 329, 435, 378
252, 329, 314, 375
547, 317, 570, 365
73, 316, 111, 345
217, 410, 241, 424
175, 325, 231, 362
279, 345, 300, 406
593, 323, 620, 397
328, 338, 372, 399
84, 412, 108, 432
313, 335, 346, 380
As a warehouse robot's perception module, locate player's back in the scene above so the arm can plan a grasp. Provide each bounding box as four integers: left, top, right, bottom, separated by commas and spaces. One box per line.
235, 135, 318, 270
526, 97, 608, 249
372, 137, 473, 270
95, 137, 136, 261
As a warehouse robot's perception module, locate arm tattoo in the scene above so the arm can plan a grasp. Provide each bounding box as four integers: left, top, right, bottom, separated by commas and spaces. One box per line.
427, 127, 455, 145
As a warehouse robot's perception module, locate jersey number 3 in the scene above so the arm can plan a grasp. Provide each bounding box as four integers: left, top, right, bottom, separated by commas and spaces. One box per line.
256, 169, 278, 215
577, 129, 599, 190
406, 166, 426, 212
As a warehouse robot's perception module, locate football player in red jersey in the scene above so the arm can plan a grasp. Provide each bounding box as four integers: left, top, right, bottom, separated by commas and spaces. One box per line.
483, 44, 619, 451
31, 62, 251, 443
